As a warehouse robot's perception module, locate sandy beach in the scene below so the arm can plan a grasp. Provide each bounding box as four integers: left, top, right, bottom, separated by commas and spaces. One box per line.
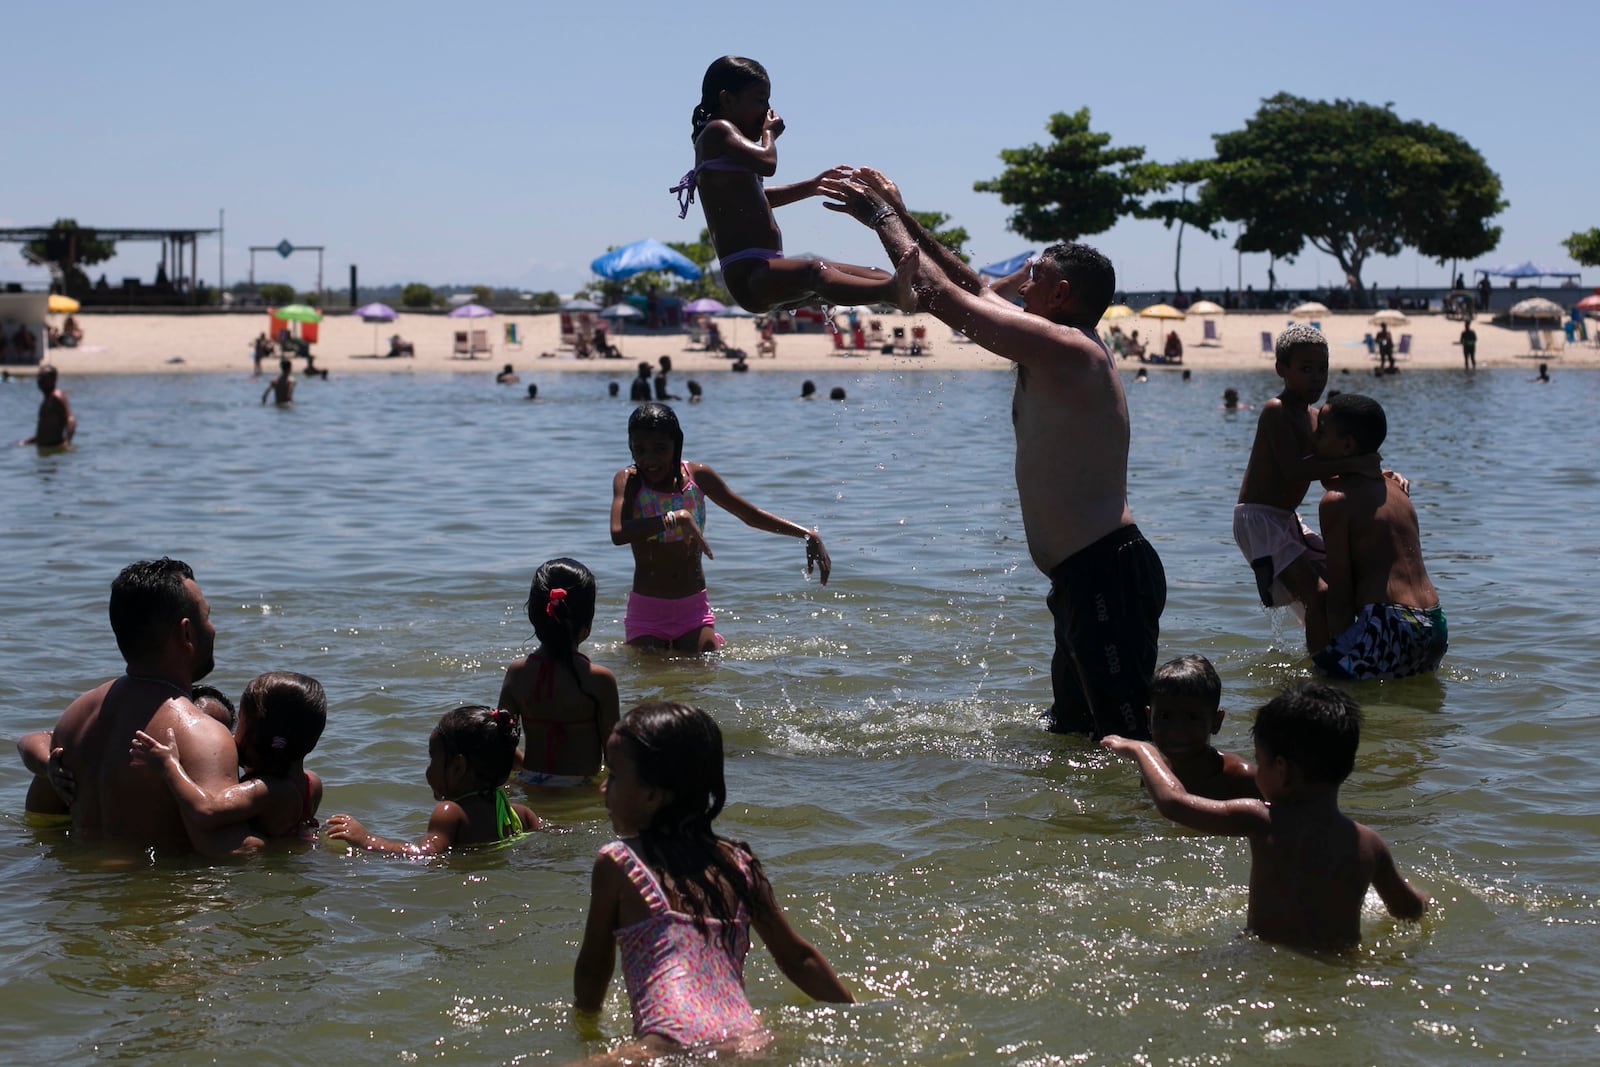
20, 307, 1597, 378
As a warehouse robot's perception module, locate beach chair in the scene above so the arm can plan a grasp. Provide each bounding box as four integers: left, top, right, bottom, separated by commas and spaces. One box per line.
686, 319, 706, 349
505, 322, 523, 350
757, 324, 777, 358
868, 320, 884, 346
1396, 333, 1412, 360
470, 329, 492, 357
452, 331, 471, 357
911, 324, 930, 352
892, 326, 907, 353
1202, 319, 1221, 345
1526, 329, 1543, 353
1260, 331, 1273, 356
832, 330, 848, 354
852, 326, 868, 350
1541, 330, 1564, 353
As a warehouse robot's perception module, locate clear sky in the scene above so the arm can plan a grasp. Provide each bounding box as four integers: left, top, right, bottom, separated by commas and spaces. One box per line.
6, 0, 1595, 297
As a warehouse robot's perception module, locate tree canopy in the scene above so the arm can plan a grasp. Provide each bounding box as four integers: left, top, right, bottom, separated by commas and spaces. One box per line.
1130, 159, 1221, 294
1200, 94, 1505, 294
974, 108, 1145, 243
22, 219, 117, 294
1562, 228, 1600, 268
908, 210, 971, 263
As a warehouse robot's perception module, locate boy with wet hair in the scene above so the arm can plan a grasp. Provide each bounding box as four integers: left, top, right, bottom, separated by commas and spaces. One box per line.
1308, 393, 1446, 678
1234, 326, 1377, 618
1147, 655, 1258, 801
1104, 681, 1429, 949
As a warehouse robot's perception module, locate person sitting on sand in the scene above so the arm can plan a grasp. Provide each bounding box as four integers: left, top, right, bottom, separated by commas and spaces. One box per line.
670, 56, 916, 314
387, 334, 415, 358
1124, 329, 1145, 360
1164, 331, 1183, 363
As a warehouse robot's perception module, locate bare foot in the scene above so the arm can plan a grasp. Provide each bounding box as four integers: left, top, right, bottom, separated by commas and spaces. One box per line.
890, 247, 920, 313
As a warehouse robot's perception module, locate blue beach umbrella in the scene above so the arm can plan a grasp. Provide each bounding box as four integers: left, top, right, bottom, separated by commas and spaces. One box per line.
979, 251, 1035, 277
591, 239, 702, 281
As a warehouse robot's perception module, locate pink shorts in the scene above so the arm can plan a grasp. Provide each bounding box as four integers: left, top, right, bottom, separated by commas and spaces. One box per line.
625, 589, 725, 647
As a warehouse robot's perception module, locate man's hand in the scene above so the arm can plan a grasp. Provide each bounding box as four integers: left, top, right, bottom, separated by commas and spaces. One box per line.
819, 175, 891, 228
853, 168, 908, 216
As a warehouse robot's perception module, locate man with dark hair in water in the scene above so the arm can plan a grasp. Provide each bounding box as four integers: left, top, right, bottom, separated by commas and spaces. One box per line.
46, 559, 260, 857
824, 168, 1165, 740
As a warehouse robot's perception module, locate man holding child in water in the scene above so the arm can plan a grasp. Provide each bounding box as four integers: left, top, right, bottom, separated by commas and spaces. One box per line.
45, 558, 262, 858
825, 168, 1165, 741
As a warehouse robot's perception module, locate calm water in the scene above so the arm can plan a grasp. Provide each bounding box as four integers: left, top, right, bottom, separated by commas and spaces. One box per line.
2, 364, 1596, 1065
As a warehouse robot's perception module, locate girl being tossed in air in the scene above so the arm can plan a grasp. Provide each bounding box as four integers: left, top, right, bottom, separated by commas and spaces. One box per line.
498, 558, 620, 789
611, 402, 830, 653
671, 55, 918, 314
574, 702, 853, 1058
325, 705, 546, 855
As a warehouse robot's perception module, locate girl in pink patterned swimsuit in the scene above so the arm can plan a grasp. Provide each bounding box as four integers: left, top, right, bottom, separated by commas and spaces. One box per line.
574, 702, 854, 1058
611, 403, 831, 653
671, 55, 918, 315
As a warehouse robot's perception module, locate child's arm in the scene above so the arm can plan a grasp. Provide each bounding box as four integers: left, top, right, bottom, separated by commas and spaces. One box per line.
17, 730, 53, 776
692, 464, 831, 584
573, 852, 624, 1014
765, 165, 853, 210
1256, 402, 1381, 482
749, 874, 855, 1004
1101, 737, 1271, 836
1366, 827, 1430, 920
1314, 487, 1355, 648
697, 115, 779, 177
325, 803, 462, 856
609, 468, 715, 560
130, 728, 274, 829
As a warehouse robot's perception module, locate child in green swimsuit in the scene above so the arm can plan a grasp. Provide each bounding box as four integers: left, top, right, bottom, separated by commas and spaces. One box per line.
325, 706, 546, 855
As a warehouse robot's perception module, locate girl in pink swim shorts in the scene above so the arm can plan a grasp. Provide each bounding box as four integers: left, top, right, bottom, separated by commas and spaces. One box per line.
573, 702, 854, 1057
610, 402, 830, 654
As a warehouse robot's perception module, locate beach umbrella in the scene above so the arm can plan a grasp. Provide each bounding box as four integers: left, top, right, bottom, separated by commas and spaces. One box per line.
447, 303, 495, 318
1572, 294, 1600, 312
1290, 302, 1330, 318
48, 294, 80, 314
683, 297, 726, 315
1508, 297, 1564, 321
1102, 304, 1136, 320
354, 302, 397, 322
1139, 303, 1186, 321
353, 302, 398, 354
560, 298, 602, 312
275, 304, 323, 323
590, 239, 702, 281
1187, 300, 1224, 315
1369, 309, 1409, 326
978, 251, 1035, 277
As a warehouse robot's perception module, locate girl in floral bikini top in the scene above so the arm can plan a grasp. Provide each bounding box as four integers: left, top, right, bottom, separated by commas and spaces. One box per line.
574, 703, 853, 1056
498, 558, 620, 789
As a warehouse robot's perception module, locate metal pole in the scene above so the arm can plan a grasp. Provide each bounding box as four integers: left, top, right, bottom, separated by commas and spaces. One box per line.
317, 249, 323, 304
219, 209, 225, 295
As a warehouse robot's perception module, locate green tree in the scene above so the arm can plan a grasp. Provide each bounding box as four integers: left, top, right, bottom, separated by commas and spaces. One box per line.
531, 291, 562, 309
1562, 228, 1600, 267
22, 219, 117, 295
974, 108, 1145, 243
908, 211, 971, 263
1202, 94, 1505, 297
258, 282, 295, 305
471, 284, 494, 307
401, 283, 437, 309
1130, 160, 1221, 294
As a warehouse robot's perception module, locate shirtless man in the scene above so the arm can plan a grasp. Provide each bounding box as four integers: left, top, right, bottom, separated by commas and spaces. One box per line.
20, 364, 76, 447
1307, 394, 1447, 679
261, 358, 295, 406
825, 169, 1165, 739
47, 558, 261, 857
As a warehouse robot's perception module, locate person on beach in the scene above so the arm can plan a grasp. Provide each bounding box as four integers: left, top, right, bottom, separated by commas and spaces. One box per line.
611, 402, 829, 653
654, 356, 681, 401
20, 364, 75, 447
1221, 387, 1247, 411
252, 332, 274, 375
670, 56, 917, 314
1459, 322, 1477, 371
131, 671, 327, 842
1375, 325, 1395, 371
262, 359, 295, 406
497, 363, 520, 384
45, 558, 262, 857
499, 559, 620, 789
574, 702, 854, 1057
1234, 326, 1380, 621
325, 705, 545, 855
1102, 682, 1429, 950
631, 362, 654, 402
1531, 362, 1549, 383
1145, 655, 1258, 802
1306, 394, 1447, 680
823, 168, 1164, 740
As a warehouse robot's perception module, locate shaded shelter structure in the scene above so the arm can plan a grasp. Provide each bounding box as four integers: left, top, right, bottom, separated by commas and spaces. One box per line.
0, 224, 218, 306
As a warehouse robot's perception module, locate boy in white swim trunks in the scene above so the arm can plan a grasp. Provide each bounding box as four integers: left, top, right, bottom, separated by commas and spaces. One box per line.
1234, 326, 1380, 619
